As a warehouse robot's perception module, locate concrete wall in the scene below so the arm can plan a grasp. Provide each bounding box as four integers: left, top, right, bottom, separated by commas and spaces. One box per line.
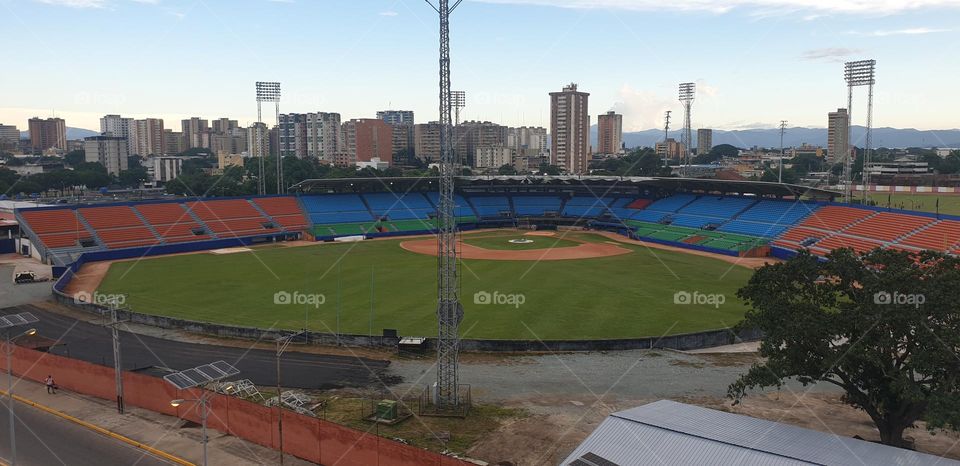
8, 345, 472, 466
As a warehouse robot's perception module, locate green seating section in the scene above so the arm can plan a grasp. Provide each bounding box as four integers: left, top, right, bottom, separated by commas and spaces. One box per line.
312, 223, 375, 237
388, 219, 436, 232
625, 220, 767, 253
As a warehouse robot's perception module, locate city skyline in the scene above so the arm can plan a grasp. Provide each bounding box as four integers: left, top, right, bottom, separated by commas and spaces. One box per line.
3, 0, 959, 132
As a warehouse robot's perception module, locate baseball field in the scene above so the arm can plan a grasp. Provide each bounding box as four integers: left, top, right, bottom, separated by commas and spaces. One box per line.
95, 230, 756, 340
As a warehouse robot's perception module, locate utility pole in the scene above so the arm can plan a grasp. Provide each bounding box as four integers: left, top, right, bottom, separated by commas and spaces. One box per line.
779, 120, 788, 183
100, 298, 127, 414
662, 110, 671, 168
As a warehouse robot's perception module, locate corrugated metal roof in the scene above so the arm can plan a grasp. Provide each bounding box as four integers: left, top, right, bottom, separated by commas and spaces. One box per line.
561, 400, 959, 466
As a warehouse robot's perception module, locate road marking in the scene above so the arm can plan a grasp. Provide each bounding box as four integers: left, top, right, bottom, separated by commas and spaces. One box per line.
0, 389, 194, 466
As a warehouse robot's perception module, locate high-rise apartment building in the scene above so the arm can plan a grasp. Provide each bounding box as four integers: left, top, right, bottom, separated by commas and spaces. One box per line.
212, 118, 239, 134
247, 122, 270, 158
0, 124, 19, 146
84, 136, 128, 175
100, 114, 136, 155
163, 130, 185, 155
507, 126, 548, 154
474, 146, 514, 169
454, 121, 507, 166
827, 108, 850, 162
305, 112, 341, 161
377, 110, 415, 126
597, 111, 623, 155
550, 83, 590, 174
28, 117, 67, 152
341, 119, 393, 165
131, 118, 165, 156
655, 138, 684, 160
390, 124, 415, 166
211, 127, 248, 156
697, 128, 713, 155
414, 122, 443, 162
277, 114, 307, 158
181, 117, 209, 149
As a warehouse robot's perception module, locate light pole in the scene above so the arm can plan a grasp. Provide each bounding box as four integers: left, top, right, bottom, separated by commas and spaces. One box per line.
779, 120, 788, 183
164, 361, 239, 466
1, 311, 39, 466
274, 331, 306, 466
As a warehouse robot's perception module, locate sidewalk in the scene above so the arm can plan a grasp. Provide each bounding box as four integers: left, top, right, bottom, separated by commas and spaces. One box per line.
1, 372, 314, 466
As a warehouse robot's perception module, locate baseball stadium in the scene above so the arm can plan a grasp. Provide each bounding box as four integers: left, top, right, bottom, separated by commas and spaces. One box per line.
14, 176, 958, 349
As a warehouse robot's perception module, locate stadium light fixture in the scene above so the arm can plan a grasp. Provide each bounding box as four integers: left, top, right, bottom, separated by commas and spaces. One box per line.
165, 361, 239, 466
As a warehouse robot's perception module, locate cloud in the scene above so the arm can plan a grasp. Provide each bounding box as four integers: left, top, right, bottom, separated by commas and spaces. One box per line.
800, 47, 864, 62
849, 27, 953, 36
379, 10, 399, 16
34, 0, 107, 7
469, 0, 960, 15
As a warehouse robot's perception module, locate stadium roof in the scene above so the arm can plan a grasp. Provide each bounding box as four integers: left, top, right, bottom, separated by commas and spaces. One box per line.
562, 400, 957, 466
289, 176, 840, 199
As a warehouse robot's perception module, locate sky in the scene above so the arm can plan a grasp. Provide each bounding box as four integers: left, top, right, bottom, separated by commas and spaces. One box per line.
2, 0, 959, 133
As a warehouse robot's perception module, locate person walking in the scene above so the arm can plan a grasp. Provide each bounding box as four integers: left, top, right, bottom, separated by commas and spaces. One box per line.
45, 375, 56, 394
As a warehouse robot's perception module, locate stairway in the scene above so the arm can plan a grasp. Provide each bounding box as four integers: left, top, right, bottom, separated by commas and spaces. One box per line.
129, 205, 165, 244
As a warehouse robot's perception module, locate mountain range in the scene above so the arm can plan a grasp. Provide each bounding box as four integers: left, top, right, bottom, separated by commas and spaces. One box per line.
602, 126, 960, 150
20, 127, 99, 140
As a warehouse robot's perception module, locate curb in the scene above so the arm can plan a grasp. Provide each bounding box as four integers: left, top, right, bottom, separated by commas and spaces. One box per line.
0, 390, 195, 466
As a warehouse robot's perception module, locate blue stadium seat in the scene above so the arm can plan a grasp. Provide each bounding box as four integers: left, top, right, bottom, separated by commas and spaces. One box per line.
469, 196, 511, 217
363, 192, 434, 220
735, 200, 818, 225
300, 194, 374, 224
512, 195, 563, 216
718, 220, 789, 238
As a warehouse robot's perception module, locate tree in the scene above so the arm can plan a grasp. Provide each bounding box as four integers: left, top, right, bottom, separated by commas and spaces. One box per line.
497, 164, 517, 175
64, 150, 86, 167
709, 144, 740, 158
729, 248, 960, 448
118, 167, 149, 187
538, 163, 562, 176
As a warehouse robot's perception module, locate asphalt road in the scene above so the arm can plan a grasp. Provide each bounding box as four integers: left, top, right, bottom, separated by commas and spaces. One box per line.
0, 397, 174, 466
3, 304, 397, 390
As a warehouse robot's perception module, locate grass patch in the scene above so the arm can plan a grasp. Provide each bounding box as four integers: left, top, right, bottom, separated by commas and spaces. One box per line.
98, 231, 754, 339
858, 193, 960, 216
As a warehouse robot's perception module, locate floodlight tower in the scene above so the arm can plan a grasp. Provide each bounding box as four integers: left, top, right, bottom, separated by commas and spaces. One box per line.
843, 60, 876, 203
679, 83, 696, 177
426, 0, 465, 410
779, 120, 788, 183
255, 82, 281, 195
662, 110, 672, 168
451, 91, 466, 126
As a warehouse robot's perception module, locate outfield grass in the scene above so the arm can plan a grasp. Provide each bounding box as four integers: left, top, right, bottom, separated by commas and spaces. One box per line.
857, 193, 960, 216
97, 231, 755, 340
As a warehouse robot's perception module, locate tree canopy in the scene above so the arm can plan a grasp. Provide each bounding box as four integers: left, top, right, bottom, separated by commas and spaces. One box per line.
729, 248, 960, 448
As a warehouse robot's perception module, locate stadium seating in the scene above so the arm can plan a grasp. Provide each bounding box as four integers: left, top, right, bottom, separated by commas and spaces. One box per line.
798, 205, 875, 231
470, 196, 511, 217
625, 220, 767, 253
253, 197, 309, 230
78, 206, 160, 249
300, 194, 375, 225
736, 200, 818, 225
424, 192, 476, 220
843, 212, 933, 242
628, 194, 697, 223
899, 220, 960, 251
363, 192, 434, 220
134, 203, 211, 243
812, 234, 884, 255
186, 199, 278, 238
512, 195, 563, 216
19, 209, 93, 249
564, 196, 608, 218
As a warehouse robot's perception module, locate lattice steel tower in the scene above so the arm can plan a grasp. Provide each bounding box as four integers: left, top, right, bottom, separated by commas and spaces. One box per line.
843, 60, 876, 203
679, 83, 696, 176
426, 0, 464, 409
662, 110, 671, 168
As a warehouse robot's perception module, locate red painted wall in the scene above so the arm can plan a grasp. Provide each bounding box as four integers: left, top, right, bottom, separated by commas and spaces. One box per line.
9, 347, 471, 466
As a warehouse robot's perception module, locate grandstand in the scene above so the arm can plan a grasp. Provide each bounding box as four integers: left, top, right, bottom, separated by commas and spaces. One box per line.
19, 176, 960, 269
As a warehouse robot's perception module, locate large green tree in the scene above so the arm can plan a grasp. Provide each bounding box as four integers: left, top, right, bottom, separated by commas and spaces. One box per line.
729, 248, 960, 448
